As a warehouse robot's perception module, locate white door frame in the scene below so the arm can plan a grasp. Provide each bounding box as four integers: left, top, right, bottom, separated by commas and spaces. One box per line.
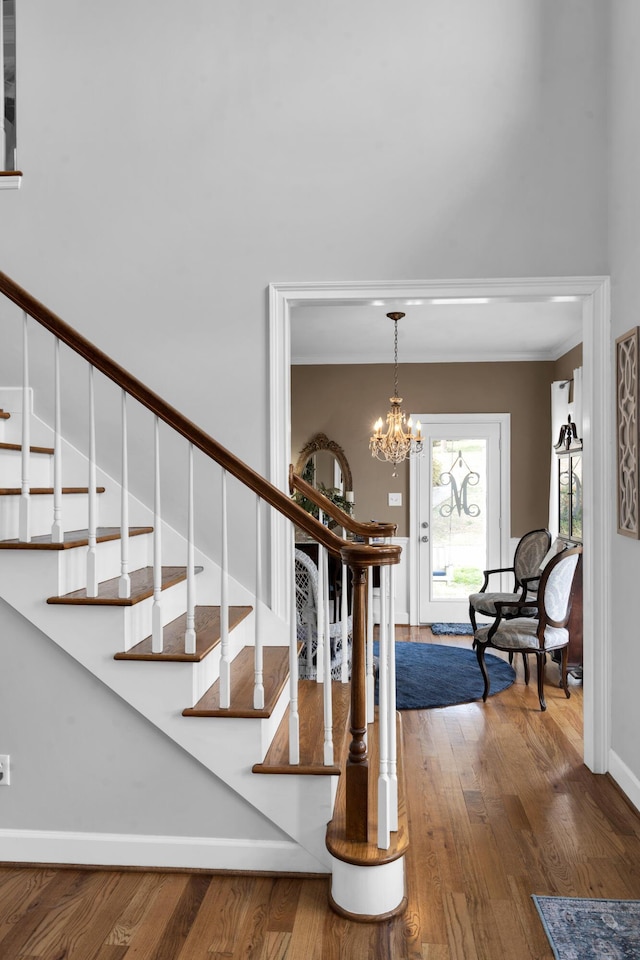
269, 276, 612, 775
408, 413, 510, 626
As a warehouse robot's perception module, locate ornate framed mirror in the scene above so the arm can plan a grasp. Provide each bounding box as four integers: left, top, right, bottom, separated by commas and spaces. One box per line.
294, 433, 353, 498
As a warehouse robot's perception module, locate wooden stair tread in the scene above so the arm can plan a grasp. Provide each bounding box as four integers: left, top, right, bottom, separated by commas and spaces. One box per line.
0, 441, 54, 454
47, 565, 202, 605
183, 646, 289, 719
0, 526, 153, 550
115, 605, 252, 661
325, 711, 409, 867
253, 680, 351, 776
0, 410, 10, 420
0, 486, 106, 495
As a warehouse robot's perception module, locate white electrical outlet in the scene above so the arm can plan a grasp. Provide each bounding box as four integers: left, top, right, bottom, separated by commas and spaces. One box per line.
0, 755, 10, 786
388, 492, 402, 507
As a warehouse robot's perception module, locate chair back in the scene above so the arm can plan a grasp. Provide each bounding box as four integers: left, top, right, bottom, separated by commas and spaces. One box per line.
513, 528, 552, 588
538, 545, 582, 631
294, 548, 319, 632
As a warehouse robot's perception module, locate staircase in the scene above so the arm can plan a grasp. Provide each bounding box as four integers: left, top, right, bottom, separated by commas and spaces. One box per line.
0, 271, 408, 920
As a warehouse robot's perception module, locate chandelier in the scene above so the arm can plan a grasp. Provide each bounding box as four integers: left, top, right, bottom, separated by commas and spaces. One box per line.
369, 312, 423, 475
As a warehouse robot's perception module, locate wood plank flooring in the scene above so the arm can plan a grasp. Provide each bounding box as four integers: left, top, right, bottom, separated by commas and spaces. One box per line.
3, 628, 640, 959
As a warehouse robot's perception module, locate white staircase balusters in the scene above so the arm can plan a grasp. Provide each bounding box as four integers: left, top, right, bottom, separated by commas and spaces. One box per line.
288, 540, 300, 764
184, 443, 196, 654
253, 494, 265, 710
316, 513, 325, 685
151, 416, 163, 652
19, 311, 30, 542
219, 469, 231, 708
51, 338, 64, 543
377, 564, 391, 850
86, 366, 98, 596
340, 533, 349, 683
388, 560, 398, 832
320, 541, 334, 766
118, 390, 131, 599
367, 562, 375, 724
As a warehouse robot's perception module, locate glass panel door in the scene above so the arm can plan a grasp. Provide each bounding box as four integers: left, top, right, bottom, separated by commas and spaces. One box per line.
431, 438, 487, 602
418, 419, 503, 624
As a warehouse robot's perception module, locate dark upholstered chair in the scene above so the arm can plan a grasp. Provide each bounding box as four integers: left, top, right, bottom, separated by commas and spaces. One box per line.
473, 545, 582, 711
468, 528, 552, 631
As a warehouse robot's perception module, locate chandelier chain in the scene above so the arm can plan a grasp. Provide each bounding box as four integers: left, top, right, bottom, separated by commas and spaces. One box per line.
393, 318, 399, 398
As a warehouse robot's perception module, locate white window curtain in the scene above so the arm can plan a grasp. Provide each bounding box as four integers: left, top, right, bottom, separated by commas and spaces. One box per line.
549, 366, 582, 537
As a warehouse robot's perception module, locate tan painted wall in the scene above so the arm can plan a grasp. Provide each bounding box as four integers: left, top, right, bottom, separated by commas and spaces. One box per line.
292, 360, 566, 538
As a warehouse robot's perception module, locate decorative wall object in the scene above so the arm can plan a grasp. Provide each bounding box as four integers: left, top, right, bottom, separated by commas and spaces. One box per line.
616, 326, 640, 538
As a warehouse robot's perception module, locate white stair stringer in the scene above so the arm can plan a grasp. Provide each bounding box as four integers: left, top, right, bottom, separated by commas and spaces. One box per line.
0, 535, 337, 874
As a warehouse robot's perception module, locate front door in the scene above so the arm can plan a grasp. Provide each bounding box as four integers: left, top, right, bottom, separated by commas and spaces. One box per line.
414, 416, 506, 624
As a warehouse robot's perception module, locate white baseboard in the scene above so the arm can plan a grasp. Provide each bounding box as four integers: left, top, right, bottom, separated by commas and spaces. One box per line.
0, 828, 328, 874
608, 749, 640, 814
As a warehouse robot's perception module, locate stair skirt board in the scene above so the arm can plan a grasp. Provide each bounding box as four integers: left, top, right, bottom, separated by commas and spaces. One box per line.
0, 828, 328, 875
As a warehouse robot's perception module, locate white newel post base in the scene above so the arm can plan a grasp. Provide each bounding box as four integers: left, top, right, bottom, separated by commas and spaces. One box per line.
329, 854, 406, 921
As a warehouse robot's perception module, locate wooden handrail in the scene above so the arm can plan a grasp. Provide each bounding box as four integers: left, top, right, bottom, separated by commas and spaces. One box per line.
0, 271, 400, 569
289, 467, 397, 541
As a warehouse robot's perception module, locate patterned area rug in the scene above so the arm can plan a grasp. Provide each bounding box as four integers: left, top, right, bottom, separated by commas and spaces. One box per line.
430, 622, 474, 636
374, 641, 515, 709
533, 896, 640, 959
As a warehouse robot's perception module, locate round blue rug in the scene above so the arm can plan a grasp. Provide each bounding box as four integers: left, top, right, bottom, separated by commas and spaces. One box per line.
374, 641, 516, 710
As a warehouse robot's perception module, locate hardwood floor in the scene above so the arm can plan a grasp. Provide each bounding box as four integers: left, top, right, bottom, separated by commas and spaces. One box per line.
2, 628, 640, 959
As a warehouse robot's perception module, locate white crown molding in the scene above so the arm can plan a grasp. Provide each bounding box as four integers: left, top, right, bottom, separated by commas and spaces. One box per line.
292, 348, 576, 366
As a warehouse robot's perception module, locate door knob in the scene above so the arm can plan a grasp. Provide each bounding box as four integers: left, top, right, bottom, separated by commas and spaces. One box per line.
422, 521, 429, 528
421, 535, 429, 543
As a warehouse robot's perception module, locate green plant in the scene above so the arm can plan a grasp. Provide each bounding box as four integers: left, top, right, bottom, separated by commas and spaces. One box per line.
453, 566, 483, 589
293, 484, 353, 524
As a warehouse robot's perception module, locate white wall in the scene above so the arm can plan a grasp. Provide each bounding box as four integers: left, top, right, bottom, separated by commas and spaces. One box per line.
608, 3, 640, 792
0, 1, 613, 834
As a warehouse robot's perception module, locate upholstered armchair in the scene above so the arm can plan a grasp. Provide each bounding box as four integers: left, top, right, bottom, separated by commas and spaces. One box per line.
468, 528, 552, 631
473, 545, 582, 711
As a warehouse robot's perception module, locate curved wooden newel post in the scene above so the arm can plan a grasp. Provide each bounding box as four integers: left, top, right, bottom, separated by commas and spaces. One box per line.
341, 540, 401, 844
345, 561, 369, 842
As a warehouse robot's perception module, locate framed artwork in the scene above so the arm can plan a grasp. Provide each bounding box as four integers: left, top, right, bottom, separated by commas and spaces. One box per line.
616, 326, 640, 538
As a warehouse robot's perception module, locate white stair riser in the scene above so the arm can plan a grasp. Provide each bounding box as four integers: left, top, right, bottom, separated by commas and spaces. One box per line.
57, 534, 152, 596
0, 450, 53, 487
0, 492, 102, 540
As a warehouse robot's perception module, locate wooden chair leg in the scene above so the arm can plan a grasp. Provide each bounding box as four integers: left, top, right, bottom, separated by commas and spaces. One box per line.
469, 604, 478, 638
475, 642, 491, 701
536, 652, 547, 711
559, 646, 571, 699
522, 652, 530, 685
